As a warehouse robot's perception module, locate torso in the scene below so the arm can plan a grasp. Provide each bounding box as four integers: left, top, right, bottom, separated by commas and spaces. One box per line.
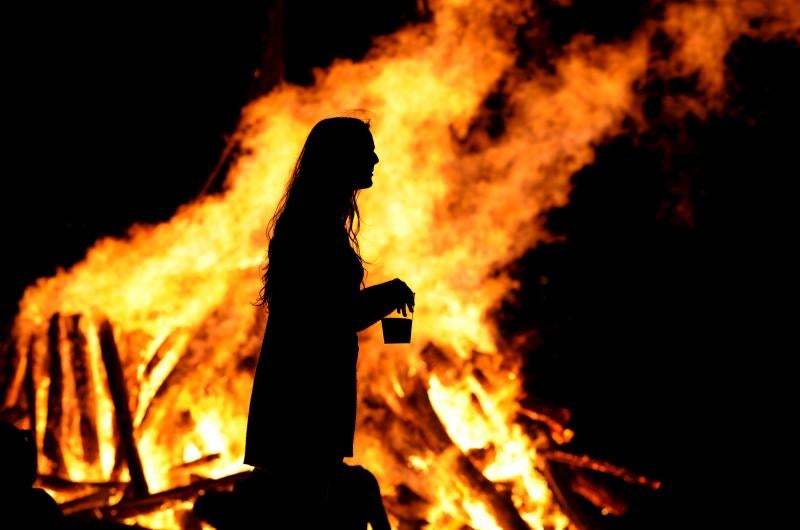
244, 228, 364, 467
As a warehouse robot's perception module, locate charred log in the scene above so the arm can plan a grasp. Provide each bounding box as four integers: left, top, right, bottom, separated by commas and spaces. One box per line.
541, 449, 661, 490
59, 484, 124, 515
402, 376, 530, 530
381, 484, 430, 530
138, 328, 217, 433
75, 471, 252, 521
37, 474, 126, 513
171, 453, 221, 471
569, 471, 629, 516
66, 314, 100, 467
98, 319, 149, 498
1, 333, 24, 409
43, 313, 66, 475
250, 0, 285, 96
518, 406, 574, 446
24, 336, 37, 435
142, 329, 182, 381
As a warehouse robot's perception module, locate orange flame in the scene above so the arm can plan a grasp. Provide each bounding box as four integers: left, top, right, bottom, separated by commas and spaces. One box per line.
5, 1, 799, 528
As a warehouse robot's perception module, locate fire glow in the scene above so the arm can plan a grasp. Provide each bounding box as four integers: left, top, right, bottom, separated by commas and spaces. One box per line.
3, 1, 798, 528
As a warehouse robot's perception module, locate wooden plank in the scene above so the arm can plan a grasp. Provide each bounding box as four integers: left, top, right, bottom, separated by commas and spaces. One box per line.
77, 471, 251, 521
24, 336, 37, 440
98, 319, 149, 498
66, 314, 100, 467
43, 313, 66, 476
402, 375, 531, 530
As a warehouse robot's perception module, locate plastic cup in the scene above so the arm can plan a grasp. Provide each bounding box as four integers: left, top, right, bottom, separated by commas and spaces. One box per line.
380, 313, 412, 344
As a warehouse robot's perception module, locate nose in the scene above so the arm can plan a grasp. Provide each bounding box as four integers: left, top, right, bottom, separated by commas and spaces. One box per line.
372, 152, 379, 165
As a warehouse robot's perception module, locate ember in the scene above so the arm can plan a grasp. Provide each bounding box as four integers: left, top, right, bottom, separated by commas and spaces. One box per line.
1, 1, 796, 529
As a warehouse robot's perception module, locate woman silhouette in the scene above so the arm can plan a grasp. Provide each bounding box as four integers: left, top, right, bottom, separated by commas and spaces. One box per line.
243, 116, 414, 524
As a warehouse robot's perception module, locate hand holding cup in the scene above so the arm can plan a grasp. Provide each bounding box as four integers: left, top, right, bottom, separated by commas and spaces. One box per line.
389, 278, 415, 316
382, 278, 415, 343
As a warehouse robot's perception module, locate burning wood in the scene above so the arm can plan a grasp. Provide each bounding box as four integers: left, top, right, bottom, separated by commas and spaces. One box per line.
518, 405, 574, 446
98, 319, 149, 498
541, 450, 662, 491
568, 472, 629, 517
401, 376, 530, 530
64, 314, 101, 469
171, 453, 221, 471
1, 1, 795, 529
382, 484, 430, 530
58, 482, 124, 516
44, 314, 66, 477
23, 337, 37, 443
1, 334, 23, 411
37, 473, 124, 503
66, 471, 251, 522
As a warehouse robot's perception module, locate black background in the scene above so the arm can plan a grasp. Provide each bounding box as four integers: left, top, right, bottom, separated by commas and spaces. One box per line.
2, 1, 794, 529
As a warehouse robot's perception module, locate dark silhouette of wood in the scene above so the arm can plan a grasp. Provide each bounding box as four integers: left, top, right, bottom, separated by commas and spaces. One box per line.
24, 336, 37, 445
108, 430, 127, 483
138, 342, 200, 433
70, 471, 252, 521
196, 1, 285, 199
1, 333, 23, 408
142, 329, 182, 380
59, 484, 124, 515
43, 313, 66, 476
66, 314, 100, 467
250, 0, 285, 98
403, 376, 530, 530
171, 452, 221, 471
416, 0, 431, 19
38, 474, 123, 524
542, 449, 661, 490
98, 319, 149, 498
518, 405, 573, 445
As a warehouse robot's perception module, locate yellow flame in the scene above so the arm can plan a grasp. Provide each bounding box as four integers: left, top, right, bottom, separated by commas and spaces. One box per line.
7, 0, 799, 528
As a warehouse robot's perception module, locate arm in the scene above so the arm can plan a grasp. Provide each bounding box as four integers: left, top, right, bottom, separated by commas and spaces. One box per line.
352, 278, 414, 332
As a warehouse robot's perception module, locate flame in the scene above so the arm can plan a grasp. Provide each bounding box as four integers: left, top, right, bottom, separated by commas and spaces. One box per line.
4, 1, 799, 528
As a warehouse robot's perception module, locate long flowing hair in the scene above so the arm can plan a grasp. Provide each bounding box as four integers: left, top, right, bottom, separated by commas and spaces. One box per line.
256, 117, 369, 308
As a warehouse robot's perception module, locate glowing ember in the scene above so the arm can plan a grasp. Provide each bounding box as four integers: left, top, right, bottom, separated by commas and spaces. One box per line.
2, 1, 798, 528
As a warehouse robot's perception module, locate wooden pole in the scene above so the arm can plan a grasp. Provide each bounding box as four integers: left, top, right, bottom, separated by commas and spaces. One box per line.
249, 0, 285, 98
43, 313, 66, 476
69, 471, 252, 521
24, 336, 37, 447
66, 314, 100, 467
195, 0, 285, 199
403, 376, 530, 530
0, 331, 24, 409
98, 319, 149, 498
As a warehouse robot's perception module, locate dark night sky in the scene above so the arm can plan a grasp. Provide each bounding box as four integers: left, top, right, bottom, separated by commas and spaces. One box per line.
2, 5, 266, 319
1, 2, 794, 529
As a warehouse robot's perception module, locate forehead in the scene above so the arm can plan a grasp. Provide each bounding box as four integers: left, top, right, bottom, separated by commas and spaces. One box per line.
352, 127, 375, 149
316, 121, 374, 151
356, 125, 373, 141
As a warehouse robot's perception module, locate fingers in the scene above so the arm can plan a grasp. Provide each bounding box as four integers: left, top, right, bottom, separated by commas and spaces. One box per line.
392, 279, 415, 316
404, 288, 414, 315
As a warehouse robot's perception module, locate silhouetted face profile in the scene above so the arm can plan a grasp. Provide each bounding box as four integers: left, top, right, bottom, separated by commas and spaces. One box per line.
298, 117, 379, 193
347, 126, 379, 190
